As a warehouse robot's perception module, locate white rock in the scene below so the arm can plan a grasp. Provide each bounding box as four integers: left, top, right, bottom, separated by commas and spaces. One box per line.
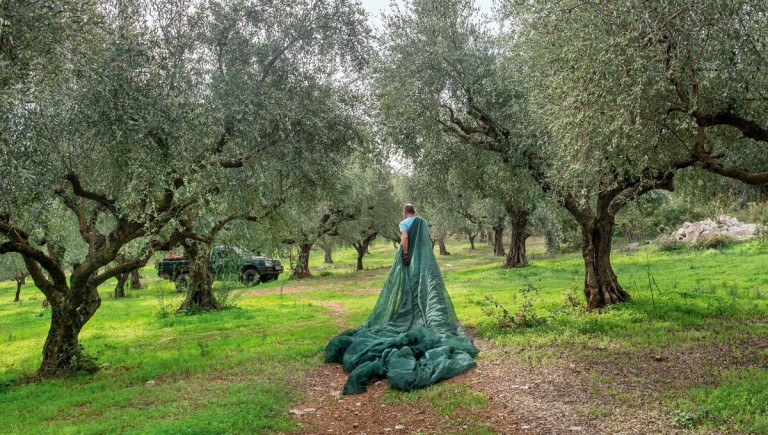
144, 380, 156, 387
395, 425, 406, 430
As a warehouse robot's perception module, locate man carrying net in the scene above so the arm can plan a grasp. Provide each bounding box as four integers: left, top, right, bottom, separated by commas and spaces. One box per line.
325, 204, 479, 394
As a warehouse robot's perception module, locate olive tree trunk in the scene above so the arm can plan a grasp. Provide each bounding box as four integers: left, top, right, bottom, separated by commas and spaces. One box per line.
352, 232, 377, 271
292, 242, 313, 279
438, 238, 451, 256
13, 273, 26, 302
178, 242, 219, 312
323, 245, 334, 264
503, 208, 529, 269
579, 215, 630, 310
129, 269, 142, 289
468, 232, 477, 250
38, 283, 101, 377
492, 225, 505, 256
113, 273, 129, 298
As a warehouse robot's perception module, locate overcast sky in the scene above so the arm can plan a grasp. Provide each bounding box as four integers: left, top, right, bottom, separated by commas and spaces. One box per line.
360, 0, 495, 31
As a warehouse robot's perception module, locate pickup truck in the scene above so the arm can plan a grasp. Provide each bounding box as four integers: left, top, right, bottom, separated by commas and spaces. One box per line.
157, 245, 284, 291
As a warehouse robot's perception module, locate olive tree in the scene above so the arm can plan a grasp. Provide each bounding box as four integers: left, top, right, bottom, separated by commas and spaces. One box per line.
337, 164, 401, 271
0, 0, 371, 376
499, 0, 768, 308
376, 0, 541, 268
0, 253, 27, 302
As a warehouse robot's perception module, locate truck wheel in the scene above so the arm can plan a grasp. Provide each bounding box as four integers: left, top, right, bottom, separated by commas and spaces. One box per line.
241, 268, 260, 286
174, 274, 189, 292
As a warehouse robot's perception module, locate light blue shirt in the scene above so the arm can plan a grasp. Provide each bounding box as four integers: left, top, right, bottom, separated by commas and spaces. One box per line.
399, 216, 416, 232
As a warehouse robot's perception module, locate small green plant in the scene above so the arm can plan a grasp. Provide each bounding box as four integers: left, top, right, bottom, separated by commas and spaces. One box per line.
482, 275, 547, 329
748, 201, 768, 244
0, 379, 17, 393
197, 341, 211, 357
155, 287, 178, 318
482, 295, 515, 329
213, 280, 244, 310
673, 408, 711, 429
674, 410, 695, 428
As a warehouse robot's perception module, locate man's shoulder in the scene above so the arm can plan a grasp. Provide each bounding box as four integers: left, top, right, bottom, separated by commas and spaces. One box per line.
399, 216, 417, 231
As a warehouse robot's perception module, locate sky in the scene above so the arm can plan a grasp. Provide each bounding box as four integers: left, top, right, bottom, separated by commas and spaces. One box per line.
359, 0, 496, 31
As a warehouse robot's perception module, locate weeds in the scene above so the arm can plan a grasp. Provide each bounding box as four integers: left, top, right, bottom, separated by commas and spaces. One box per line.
213, 280, 244, 310
691, 233, 735, 250
657, 236, 684, 252
483, 274, 547, 329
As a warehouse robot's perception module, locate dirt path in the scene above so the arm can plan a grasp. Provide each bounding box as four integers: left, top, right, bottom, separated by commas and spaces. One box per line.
286, 294, 710, 434
287, 298, 596, 434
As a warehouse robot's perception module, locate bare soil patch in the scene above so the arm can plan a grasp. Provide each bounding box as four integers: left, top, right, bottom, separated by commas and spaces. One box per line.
285, 288, 767, 434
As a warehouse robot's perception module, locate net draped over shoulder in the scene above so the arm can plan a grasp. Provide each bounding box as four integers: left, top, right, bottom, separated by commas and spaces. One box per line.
325, 217, 478, 394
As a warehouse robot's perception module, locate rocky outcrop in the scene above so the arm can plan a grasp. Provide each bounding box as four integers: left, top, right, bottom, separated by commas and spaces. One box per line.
672, 216, 757, 242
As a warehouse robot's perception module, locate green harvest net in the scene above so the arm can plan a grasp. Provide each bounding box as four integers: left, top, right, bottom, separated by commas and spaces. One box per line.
325, 217, 478, 394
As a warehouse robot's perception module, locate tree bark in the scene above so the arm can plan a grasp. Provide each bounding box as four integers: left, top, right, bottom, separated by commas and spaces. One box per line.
114, 273, 128, 298
14, 280, 22, 302
129, 269, 142, 289
492, 225, 505, 256
352, 232, 377, 271
579, 214, 630, 310
178, 242, 219, 312
292, 242, 313, 279
503, 209, 529, 268
323, 245, 334, 264
468, 232, 477, 250
438, 239, 451, 256
38, 284, 101, 377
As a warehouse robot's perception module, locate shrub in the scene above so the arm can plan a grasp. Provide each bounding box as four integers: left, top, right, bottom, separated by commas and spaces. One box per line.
691, 232, 734, 250
657, 235, 684, 252
748, 201, 768, 244
482, 275, 548, 329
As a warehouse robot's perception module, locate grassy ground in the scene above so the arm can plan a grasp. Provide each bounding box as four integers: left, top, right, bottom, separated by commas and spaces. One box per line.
1, 239, 767, 433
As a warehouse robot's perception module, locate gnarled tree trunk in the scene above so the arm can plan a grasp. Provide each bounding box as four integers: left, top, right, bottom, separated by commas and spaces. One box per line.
438, 238, 451, 256
468, 232, 477, 250
39, 284, 101, 377
579, 214, 630, 310
503, 208, 529, 268
114, 273, 129, 298
129, 269, 142, 289
352, 232, 377, 271
13, 273, 26, 302
178, 242, 219, 312
323, 245, 334, 264
492, 225, 505, 256
292, 242, 313, 279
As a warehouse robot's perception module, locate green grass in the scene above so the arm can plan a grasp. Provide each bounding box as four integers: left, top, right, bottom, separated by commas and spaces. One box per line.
1, 239, 768, 433
384, 381, 488, 416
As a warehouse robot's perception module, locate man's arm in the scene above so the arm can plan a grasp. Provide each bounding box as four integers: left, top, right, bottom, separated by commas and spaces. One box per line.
401, 230, 411, 266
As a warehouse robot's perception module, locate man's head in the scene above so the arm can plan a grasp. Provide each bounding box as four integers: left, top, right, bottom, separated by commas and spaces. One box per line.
403, 203, 416, 218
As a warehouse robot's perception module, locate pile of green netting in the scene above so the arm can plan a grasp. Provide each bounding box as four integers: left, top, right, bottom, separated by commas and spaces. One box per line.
325, 217, 478, 394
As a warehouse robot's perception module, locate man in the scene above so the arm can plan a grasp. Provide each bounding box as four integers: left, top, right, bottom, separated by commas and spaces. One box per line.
325, 201, 478, 394
399, 204, 416, 266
